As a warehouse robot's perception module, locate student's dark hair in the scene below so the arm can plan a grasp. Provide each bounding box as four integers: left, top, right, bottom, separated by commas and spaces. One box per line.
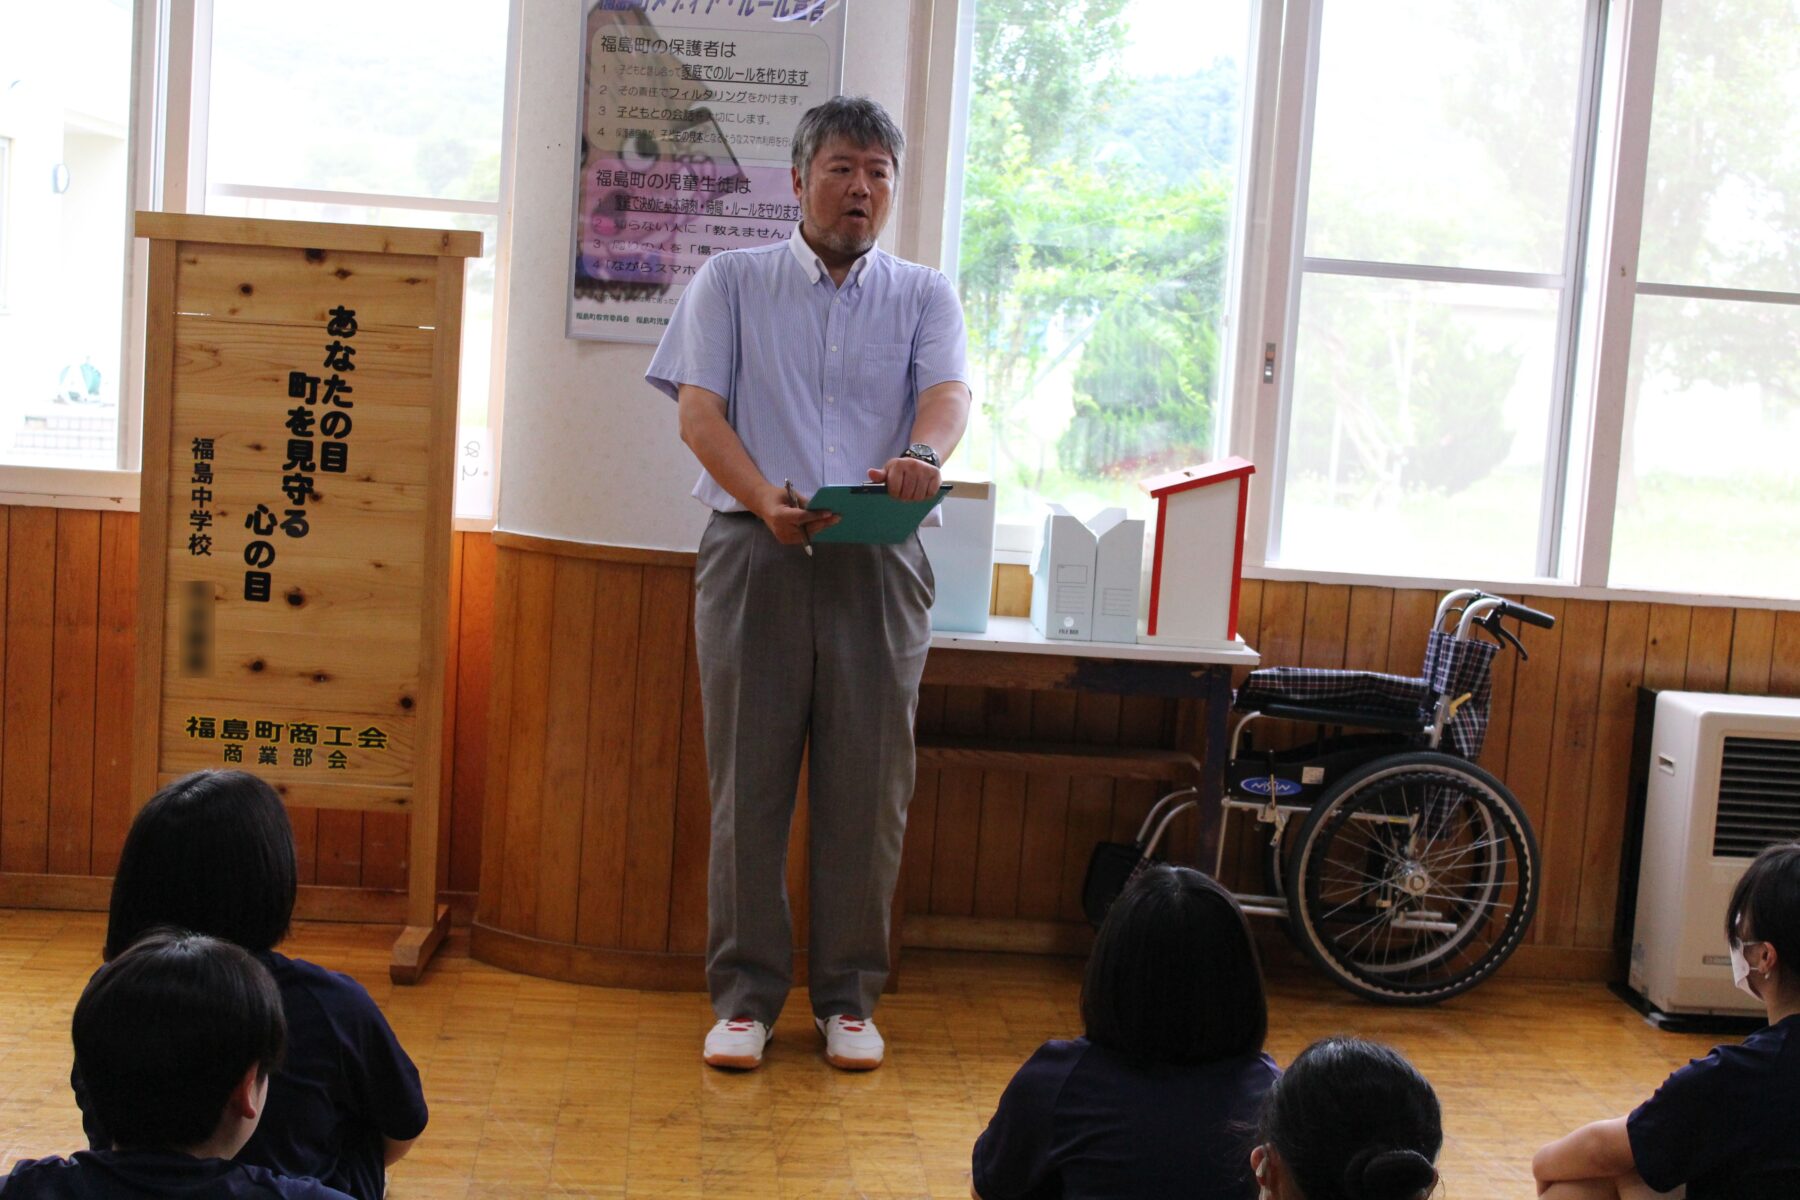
105, 770, 297, 960
1258, 1037, 1442, 1200
791, 94, 904, 180
1080, 864, 1267, 1065
73, 928, 286, 1151
1725, 840, 1800, 980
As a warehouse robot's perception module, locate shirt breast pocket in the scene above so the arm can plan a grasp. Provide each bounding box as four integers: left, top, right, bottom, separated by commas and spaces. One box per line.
853, 341, 914, 414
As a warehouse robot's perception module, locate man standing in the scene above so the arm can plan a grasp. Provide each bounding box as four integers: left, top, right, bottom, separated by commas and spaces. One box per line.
646, 96, 971, 1071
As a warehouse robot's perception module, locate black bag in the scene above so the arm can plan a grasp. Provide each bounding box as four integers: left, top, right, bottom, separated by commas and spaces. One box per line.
1079, 788, 1198, 928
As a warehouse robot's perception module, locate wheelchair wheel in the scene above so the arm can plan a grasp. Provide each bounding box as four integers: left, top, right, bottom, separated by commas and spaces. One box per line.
1283, 751, 1538, 1004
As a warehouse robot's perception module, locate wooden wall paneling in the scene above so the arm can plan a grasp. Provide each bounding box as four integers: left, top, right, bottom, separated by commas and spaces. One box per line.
1574, 601, 1650, 949
90, 512, 138, 875
666, 615, 711, 956
48, 511, 100, 875
0, 510, 10, 869
972, 688, 1033, 917
1498, 595, 1565, 921
574, 562, 644, 947
474, 548, 521, 924
1299, 584, 1350, 670
1056, 692, 1122, 921
2, 507, 55, 874
1771, 611, 1800, 694
289, 805, 320, 883
450, 532, 495, 894
1641, 605, 1694, 692
902, 684, 946, 915
1342, 586, 1394, 672
533, 557, 600, 944
1233, 578, 1264, 688
497, 552, 556, 932
928, 685, 987, 916
1533, 598, 1608, 947
1105, 695, 1169, 852
1384, 589, 1439, 675
1683, 607, 1734, 691
1015, 690, 1077, 920
1727, 607, 1776, 695
618, 565, 691, 952
1249, 581, 1308, 759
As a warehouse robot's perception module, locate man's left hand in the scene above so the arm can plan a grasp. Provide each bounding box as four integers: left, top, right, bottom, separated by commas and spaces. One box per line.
869, 457, 940, 502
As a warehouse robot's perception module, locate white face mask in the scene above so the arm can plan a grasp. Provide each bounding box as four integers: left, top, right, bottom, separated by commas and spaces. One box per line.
1730, 941, 1763, 1001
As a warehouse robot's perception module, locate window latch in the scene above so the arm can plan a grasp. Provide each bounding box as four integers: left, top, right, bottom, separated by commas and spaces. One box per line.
1262, 342, 1277, 384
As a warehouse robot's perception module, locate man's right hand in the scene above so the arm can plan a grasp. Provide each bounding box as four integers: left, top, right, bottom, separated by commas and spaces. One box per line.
756, 483, 839, 546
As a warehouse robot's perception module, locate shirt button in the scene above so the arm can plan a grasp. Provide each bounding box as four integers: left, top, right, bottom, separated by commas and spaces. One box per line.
827, 445, 836, 454
831, 345, 838, 352
826, 397, 835, 404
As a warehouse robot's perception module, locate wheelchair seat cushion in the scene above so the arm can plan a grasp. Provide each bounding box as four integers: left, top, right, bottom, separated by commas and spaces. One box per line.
1235, 667, 1429, 720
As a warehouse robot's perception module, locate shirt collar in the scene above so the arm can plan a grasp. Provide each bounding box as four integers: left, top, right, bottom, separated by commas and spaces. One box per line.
788, 223, 875, 287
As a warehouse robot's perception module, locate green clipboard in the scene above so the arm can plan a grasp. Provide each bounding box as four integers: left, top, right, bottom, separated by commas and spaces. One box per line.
806, 483, 952, 544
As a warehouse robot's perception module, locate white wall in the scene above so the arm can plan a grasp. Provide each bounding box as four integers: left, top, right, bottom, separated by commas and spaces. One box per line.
494, 0, 918, 552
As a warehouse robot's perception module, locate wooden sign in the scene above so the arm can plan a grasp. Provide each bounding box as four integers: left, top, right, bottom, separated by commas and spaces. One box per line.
132, 213, 481, 982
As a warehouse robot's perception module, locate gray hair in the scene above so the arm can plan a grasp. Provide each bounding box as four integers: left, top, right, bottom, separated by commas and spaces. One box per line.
791, 95, 904, 181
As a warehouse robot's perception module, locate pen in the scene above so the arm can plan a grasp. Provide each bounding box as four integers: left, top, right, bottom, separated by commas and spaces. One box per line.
784, 478, 813, 557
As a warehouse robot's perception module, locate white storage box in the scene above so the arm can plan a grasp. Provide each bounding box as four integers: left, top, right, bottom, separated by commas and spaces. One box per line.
919, 480, 996, 634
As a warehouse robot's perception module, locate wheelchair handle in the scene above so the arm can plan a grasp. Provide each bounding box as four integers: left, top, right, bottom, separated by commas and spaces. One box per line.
1495, 599, 1556, 629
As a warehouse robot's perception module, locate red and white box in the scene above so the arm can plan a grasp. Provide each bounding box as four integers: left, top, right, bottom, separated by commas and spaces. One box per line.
1138, 457, 1255, 647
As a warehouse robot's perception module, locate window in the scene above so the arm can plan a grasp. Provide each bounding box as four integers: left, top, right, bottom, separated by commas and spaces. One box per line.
944, 0, 1255, 528
0, 0, 137, 471
1270, 0, 1595, 579
1607, 0, 1800, 597
195, 0, 511, 519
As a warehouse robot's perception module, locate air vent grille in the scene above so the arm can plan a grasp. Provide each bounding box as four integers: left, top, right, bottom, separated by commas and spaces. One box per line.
1713, 735, 1800, 859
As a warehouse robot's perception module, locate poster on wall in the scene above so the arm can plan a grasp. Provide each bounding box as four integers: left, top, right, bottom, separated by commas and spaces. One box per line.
565, 0, 847, 343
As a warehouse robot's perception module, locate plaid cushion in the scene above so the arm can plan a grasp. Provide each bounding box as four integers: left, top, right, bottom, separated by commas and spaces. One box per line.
1423, 629, 1497, 760
1235, 667, 1429, 720
1235, 629, 1499, 761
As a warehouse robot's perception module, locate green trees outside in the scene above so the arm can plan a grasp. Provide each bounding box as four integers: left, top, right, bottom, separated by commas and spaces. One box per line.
956, 0, 1238, 505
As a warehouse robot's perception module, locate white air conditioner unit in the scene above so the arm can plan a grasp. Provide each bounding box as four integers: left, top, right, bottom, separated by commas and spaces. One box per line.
1629, 691, 1800, 1017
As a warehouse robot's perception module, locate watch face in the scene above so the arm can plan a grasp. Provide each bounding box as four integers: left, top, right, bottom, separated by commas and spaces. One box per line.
907, 443, 939, 466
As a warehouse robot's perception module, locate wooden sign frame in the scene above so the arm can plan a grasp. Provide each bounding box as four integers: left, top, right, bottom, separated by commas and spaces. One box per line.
132, 213, 481, 983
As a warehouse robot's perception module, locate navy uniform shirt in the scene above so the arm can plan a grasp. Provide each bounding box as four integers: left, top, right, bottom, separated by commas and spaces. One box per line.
1627, 1013, 1800, 1200
0, 1151, 353, 1199
972, 1038, 1280, 1200
75, 954, 427, 1200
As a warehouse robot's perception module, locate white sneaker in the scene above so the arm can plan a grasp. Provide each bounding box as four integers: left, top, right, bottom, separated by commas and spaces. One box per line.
815, 1014, 884, 1070
703, 1017, 770, 1070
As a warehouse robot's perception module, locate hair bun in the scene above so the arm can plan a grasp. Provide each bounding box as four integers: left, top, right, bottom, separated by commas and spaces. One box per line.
1342, 1147, 1438, 1200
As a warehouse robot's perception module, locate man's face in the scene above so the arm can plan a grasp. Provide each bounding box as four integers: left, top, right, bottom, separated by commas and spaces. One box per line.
792, 135, 895, 259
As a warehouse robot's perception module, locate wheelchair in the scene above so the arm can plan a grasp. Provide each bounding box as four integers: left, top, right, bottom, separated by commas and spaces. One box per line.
1086, 589, 1555, 1004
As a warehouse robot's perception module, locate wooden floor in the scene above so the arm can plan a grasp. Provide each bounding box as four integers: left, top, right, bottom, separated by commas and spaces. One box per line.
0, 910, 1719, 1199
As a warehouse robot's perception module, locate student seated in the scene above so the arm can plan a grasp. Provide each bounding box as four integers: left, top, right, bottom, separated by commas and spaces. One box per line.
970, 865, 1280, 1199
1532, 841, 1800, 1200
1250, 1036, 1443, 1200
71, 771, 427, 1200
2, 929, 351, 1198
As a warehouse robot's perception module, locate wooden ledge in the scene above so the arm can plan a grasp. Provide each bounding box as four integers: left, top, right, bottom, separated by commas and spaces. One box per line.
135, 211, 484, 258
492, 530, 697, 567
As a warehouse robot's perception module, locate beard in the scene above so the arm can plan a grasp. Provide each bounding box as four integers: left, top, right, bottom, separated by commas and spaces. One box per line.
804, 216, 878, 259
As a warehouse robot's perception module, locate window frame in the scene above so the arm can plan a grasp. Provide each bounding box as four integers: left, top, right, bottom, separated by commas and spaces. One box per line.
920, 0, 1278, 561
0, 136, 11, 315
0, 0, 519, 530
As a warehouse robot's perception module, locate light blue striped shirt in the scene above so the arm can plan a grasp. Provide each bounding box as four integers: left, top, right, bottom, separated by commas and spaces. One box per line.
645, 225, 968, 514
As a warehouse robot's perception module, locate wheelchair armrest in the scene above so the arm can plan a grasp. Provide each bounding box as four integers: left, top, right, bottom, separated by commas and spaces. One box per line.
1254, 702, 1427, 735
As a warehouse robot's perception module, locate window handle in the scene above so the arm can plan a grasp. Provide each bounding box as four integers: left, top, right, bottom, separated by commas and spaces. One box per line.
1263, 341, 1277, 384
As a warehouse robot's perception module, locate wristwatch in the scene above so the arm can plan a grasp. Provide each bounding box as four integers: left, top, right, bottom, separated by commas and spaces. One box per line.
901, 443, 940, 468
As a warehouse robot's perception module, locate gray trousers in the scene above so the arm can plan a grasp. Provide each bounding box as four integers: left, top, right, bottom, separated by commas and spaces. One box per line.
693, 512, 934, 1025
